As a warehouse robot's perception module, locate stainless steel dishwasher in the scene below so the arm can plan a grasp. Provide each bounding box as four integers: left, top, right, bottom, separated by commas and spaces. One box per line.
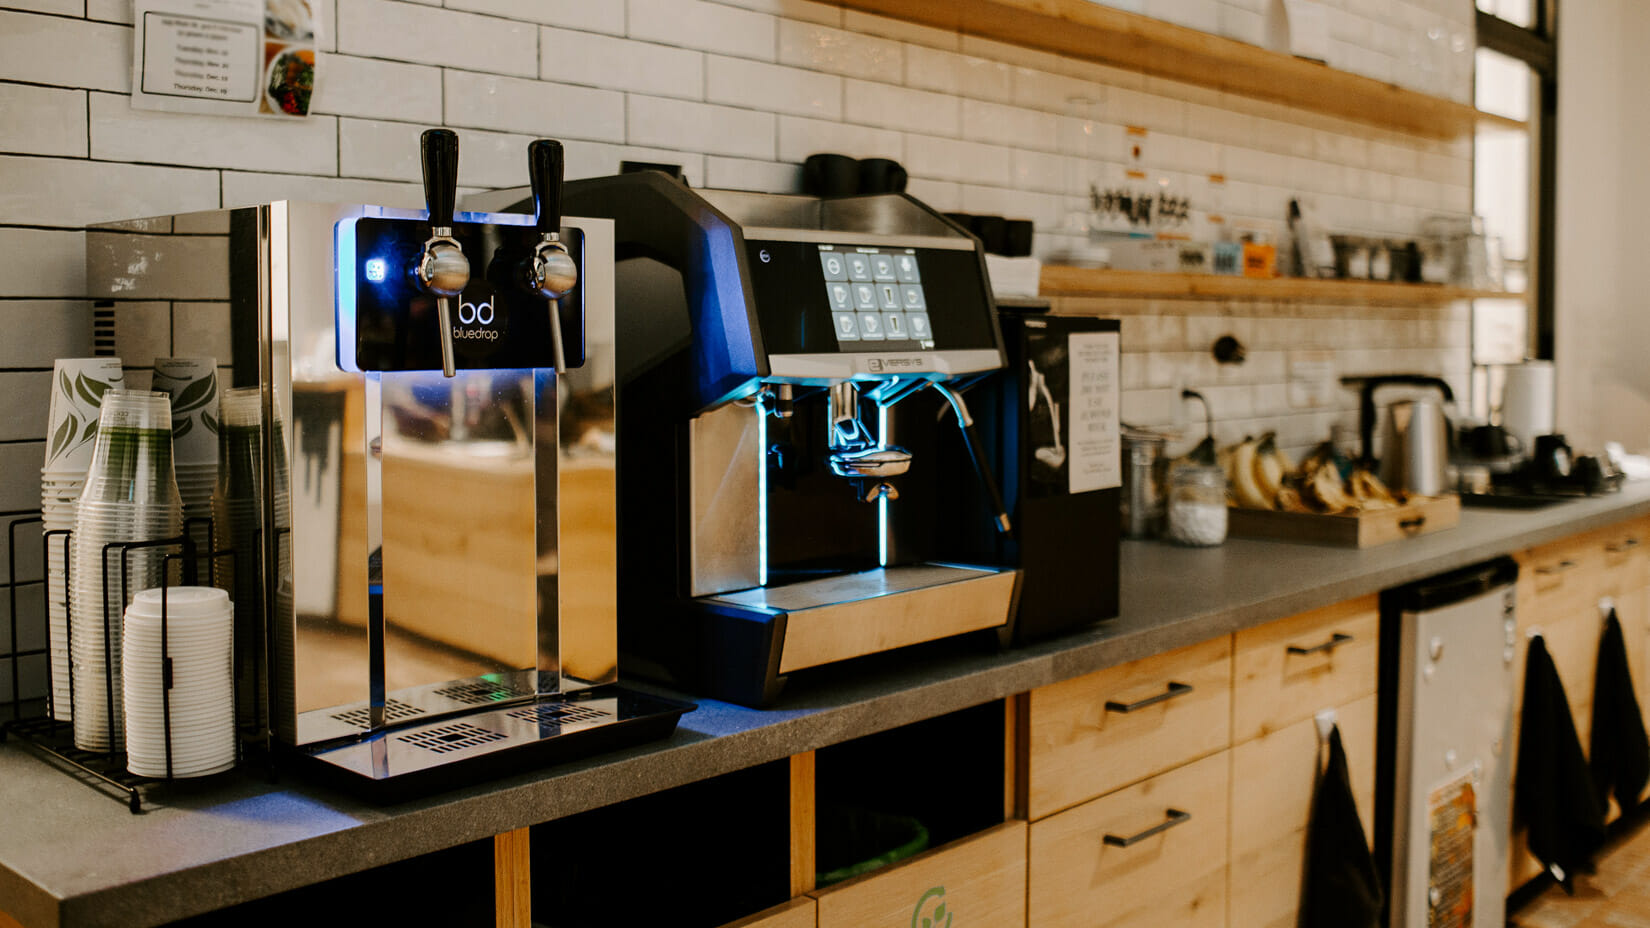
1375, 556, 1519, 928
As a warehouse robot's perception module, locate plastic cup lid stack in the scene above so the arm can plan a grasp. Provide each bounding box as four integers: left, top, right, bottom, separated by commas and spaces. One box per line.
122, 587, 235, 778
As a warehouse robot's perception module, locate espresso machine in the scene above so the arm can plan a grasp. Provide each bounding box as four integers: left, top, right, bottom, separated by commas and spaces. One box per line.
84, 131, 691, 800
531, 173, 1024, 705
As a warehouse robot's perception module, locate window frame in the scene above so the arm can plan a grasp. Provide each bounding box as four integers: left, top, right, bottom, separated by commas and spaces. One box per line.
1475, 1, 1557, 360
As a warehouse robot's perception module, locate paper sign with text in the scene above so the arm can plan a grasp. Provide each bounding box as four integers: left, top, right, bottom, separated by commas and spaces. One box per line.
132, 0, 317, 118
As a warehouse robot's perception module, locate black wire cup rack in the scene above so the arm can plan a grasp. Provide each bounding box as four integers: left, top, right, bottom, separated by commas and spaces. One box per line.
2, 514, 257, 813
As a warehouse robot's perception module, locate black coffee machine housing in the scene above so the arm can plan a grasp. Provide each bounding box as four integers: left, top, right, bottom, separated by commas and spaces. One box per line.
932, 311, 1122, 641
564, 173, 1038, 705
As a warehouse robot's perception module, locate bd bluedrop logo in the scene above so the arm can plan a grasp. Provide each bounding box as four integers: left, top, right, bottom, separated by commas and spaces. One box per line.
453, 298, 500, 341
912, 886, 951, 928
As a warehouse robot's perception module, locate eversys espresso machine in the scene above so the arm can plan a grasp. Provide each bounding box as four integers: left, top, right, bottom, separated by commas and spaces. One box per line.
85, 131, 691, 799
544, 173, 1025, 705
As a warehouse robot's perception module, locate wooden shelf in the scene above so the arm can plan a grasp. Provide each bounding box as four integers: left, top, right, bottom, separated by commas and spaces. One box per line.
836, 0, 1524, 139
1039, 266, 1511, 304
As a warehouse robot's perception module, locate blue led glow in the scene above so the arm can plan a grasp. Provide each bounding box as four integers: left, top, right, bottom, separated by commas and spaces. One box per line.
364, 257, 386, 282
878, 404, 888, 568
334, 218, 360, 373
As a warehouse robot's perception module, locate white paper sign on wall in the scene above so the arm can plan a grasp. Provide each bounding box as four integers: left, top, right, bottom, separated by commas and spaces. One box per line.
132, 0, 317, 118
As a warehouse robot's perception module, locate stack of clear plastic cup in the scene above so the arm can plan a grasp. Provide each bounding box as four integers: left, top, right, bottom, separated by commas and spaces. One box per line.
151, 358, 220, 534
213, 387, 276, 730
122, 586, 235, 778
40, 357, 125, 721
69, 390, 183, 751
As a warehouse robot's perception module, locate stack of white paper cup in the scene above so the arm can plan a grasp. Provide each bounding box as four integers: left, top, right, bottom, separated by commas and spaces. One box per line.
122, 586, 235, 778
40, 357, 124, 721
151, 359, 220, 531
69, 390, 183, 751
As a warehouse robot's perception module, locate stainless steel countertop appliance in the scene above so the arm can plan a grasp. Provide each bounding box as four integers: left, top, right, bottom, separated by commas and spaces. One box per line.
85, 132, 691, 801
484, 174, 1025, 705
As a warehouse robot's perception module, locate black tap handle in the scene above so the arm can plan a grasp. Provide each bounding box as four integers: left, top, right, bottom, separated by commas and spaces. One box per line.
529, 139, 565, 236
421, 128, 459, 229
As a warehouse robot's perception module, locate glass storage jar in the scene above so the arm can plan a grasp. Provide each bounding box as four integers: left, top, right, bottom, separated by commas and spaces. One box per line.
1166, 464, 1228, 547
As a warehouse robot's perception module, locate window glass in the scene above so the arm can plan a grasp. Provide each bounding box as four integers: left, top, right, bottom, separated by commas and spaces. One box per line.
1476, 0, 1534, 29
1475, 47, 1531, 121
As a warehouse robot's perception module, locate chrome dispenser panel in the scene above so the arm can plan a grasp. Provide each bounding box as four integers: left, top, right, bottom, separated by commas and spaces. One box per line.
87, 202, 623, 750
688, 401, 762, 598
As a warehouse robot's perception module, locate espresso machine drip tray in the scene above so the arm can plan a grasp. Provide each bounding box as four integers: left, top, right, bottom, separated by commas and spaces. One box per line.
290, 685, 694, 803
705, 563, 1019, 677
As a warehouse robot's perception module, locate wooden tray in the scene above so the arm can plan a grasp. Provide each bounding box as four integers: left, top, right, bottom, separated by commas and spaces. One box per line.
1226, 494, 1461, 548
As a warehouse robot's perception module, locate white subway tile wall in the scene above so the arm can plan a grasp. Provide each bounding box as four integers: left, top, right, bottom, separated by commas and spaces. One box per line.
1056, 296, 1475, 461
0, 0, 1475, 703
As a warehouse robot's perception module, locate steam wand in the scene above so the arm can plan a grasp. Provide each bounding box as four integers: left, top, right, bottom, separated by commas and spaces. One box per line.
415, 129, 469, 378
930, 382, 1012, 535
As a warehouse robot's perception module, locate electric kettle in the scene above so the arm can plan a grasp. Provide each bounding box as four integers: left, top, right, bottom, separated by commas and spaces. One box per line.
1345, 375, 1456, 497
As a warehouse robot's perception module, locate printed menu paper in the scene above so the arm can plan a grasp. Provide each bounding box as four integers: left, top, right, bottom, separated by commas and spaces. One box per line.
132, 0, 317, 118
1067, 330, 1121, 494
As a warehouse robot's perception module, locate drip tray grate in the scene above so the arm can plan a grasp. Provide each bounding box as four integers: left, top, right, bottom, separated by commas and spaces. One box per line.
506, 703, 610, 726
396, 722, 508, 754
432, 680, 532, 706
331, 699, 423, 730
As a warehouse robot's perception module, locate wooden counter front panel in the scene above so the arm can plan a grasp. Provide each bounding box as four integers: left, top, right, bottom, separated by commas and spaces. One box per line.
1028, 636, 1231, 820
1228, 694, 1376, 928
810, 821, 1027, 928
1028, 750, 1229, 928
1231, 596, 1378, 744
718, 897, 817, 928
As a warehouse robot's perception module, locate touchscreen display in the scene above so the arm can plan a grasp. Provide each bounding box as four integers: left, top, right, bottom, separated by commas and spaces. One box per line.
742, 239, 995, 357
816, 247, 932, 347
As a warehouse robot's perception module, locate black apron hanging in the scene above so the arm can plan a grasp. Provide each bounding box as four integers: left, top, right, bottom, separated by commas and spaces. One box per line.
1590, 608, 1650, 811
1516, 634, 1605, 892
1301, 723, 1383, 928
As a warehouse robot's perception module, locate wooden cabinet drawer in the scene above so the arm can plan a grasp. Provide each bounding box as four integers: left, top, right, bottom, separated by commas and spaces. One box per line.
811, 822, 1026, 928
1597, 521, 1650, 596
1028, 750, 1229, 928
1229, 694, 1376, 928
720, 898, 816, 928
1232, 596, 1378, 743
1028, 636, 1231, 819
1519, 535, 1603, 624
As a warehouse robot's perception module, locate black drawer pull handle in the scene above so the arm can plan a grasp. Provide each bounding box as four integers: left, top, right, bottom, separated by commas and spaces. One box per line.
1535, 559, 1577, 576
1106, 681, 1193, 713
1288, 632, 1354, 656
1608, 538, 1641, 553
1104, 808, 1192, 847
1399, 516, 1426, 534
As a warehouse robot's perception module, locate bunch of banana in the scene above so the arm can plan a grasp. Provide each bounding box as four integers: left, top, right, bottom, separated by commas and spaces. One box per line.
1298, 460, 1357, 513
1349, 467, 1401, 510
1228, 432, 1293, 510
1283, 458, 1404, 514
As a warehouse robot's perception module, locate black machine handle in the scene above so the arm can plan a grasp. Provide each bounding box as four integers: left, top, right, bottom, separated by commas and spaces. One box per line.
1341, 374, 1455, 466
1103, 809, 1191, 847
1287, 632, 1353, 656
529, 139, 565, 236
420, 128, 459, 229
1105, 681, 1192, 713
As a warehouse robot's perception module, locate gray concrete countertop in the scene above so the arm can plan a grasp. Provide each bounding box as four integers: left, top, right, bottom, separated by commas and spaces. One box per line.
6, 484, 1650, 927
